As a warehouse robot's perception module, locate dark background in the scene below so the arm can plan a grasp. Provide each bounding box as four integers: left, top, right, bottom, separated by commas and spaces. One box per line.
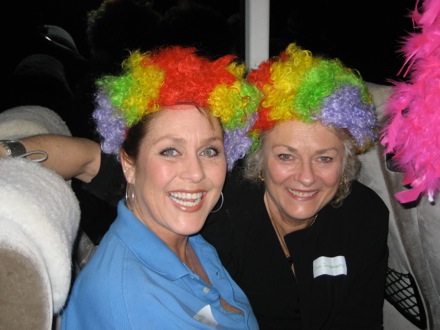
3, 0, 415, 85
1, 0, 416, 243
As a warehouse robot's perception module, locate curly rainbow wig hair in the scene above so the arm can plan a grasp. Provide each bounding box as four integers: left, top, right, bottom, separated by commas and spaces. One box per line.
246, 43, 378, 154
93, 46, 261, 170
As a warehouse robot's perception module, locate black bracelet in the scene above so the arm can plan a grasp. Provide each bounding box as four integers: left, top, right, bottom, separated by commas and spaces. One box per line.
0, 140, 27, 157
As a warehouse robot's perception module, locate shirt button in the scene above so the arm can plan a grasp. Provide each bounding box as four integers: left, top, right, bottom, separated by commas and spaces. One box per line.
203, 287, 210, 294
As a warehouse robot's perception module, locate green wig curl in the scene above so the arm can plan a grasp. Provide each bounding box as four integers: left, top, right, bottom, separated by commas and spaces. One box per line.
247, 43, 378, 153
93, 46, 262, 170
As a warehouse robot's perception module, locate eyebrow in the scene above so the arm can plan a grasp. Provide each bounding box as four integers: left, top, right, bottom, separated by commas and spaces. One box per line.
151, 135, 223, 145
281, 145, 340, 154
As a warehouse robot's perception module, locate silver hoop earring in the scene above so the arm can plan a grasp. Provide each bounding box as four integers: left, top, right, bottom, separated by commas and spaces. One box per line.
211, 192, 224, 213
125, 183, 135, 210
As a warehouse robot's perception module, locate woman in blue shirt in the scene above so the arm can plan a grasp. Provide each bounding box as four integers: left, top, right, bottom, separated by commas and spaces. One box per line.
60, 46, 261, 329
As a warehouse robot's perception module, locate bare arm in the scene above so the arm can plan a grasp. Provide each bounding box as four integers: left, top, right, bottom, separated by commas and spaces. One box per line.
0, 134, 101, 183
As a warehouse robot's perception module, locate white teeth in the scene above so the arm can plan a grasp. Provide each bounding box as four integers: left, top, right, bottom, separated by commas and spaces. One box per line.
288, 189, 316, 198
168, 192, 203, 207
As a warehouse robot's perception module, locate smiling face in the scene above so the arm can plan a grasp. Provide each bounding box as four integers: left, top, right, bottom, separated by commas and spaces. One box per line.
121, 106, 226, 244
262, 120, 345, 225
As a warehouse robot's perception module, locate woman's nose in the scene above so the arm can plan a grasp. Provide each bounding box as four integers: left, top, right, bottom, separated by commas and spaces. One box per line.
297, 161, 315, 186
181, 155, 205, 182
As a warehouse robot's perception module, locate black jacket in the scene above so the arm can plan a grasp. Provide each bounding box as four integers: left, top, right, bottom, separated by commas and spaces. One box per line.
202, 167, 389, 330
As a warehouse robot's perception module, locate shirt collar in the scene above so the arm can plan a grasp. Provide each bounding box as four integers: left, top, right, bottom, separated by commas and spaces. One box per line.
112, 201, 192, 280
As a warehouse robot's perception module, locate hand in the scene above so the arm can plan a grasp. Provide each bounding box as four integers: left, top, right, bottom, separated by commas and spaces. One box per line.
0, 142, 9, 157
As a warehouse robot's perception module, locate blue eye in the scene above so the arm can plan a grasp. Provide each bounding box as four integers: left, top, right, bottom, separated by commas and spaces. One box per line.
278, 154, 292, 161
201, 146, 220, 157
161, 148, 179, 157
318, 156, 333, 163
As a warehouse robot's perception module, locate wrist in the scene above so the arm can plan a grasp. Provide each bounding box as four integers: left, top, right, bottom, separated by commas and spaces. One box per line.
0, 139, 48, 162
0, 142, 6, 157
0, 140, 27, 158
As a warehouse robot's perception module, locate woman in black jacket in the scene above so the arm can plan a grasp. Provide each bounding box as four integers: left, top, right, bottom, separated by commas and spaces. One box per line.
202, 43, 389, 329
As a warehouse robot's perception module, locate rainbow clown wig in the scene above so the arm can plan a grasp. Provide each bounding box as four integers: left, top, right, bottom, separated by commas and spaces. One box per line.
92, 46, 261, 170
246, 43, 378, 153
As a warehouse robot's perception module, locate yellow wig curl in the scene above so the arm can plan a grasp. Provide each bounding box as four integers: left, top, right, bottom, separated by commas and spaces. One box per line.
93, 46, 262, 169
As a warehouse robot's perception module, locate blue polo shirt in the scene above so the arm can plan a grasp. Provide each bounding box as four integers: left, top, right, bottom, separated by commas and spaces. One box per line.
61, 201, 258, 329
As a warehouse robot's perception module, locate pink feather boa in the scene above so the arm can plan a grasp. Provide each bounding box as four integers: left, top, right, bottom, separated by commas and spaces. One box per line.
381, 0, 440, 203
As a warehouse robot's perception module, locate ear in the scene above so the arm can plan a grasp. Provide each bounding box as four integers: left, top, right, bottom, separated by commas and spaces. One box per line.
120, 149, 135, 184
